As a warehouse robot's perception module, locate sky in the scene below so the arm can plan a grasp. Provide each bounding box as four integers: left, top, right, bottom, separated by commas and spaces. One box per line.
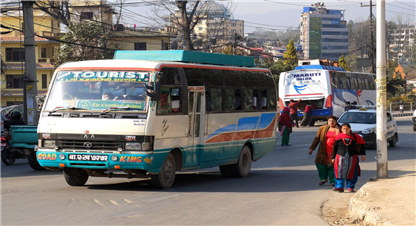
119, 0, 416, 33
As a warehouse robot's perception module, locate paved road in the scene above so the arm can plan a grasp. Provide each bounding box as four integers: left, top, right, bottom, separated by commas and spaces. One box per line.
1, 116, 414, 225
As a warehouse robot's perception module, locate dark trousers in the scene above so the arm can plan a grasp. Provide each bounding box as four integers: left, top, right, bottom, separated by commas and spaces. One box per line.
290, 113, 299, 127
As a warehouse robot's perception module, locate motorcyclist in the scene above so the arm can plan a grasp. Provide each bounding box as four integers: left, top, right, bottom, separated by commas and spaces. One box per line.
4, 111, 25, 130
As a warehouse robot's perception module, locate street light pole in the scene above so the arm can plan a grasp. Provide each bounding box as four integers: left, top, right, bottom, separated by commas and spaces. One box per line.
376, 0, 388, 178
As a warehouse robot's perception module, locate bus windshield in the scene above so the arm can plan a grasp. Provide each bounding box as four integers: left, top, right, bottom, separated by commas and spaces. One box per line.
44, 70, 153, 112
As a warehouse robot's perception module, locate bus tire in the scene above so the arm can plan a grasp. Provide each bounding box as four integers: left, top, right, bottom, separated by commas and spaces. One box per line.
151, 153, 176, 189
219, 165, 233, 177
28, 151, 44, 170
63, 168, 89, 186
230, 145, 252, 178
1, 147, 16, 165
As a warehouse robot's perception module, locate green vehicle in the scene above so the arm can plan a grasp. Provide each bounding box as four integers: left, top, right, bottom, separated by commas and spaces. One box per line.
1, 125, 44, 170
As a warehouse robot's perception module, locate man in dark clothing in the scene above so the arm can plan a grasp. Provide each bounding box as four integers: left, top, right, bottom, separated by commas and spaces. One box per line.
288, 99, 301, 128
4, 111, 25, 130
301, 101, 314, 127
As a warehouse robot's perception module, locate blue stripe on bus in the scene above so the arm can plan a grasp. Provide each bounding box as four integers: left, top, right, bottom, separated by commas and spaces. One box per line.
237, 117, 260, 130
205, 124, 236, 141
205, 113, 275, 141
258, 113, 276, 129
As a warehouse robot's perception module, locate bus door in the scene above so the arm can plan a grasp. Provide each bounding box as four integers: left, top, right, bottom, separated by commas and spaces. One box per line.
186, 87, 206, 167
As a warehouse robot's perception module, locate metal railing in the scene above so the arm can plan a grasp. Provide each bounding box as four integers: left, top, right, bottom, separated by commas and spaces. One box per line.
389, 101, 414, 113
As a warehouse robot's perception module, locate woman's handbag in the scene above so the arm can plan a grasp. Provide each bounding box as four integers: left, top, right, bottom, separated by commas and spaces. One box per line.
288, 127, 293, 134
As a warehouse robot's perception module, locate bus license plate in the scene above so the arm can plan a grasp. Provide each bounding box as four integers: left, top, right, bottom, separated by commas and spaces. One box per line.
68, 154, 108, 162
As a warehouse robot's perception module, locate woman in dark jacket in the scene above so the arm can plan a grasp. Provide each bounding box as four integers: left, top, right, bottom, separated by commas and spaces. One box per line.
332, 123, 366, 192
308, 115, 341, 186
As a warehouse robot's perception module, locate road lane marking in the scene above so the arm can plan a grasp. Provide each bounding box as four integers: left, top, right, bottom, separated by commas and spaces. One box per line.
93, 198, 105, 207
123, 199, 133, 204
109, 199, 119, 206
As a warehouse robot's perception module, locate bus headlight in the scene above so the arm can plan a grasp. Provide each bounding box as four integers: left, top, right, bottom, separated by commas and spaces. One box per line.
44, 140, 56, 148
125, 142, 141, 150
362, 127, 375, 134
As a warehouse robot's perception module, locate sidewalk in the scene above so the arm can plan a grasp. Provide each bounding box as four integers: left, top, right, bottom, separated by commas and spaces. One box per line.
348, 175, 415, 225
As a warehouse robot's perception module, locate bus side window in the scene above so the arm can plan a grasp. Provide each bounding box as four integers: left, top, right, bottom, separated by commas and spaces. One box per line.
267, 89, 277, 110
226, 89, 235, 112
357, 78, 364, 89
346, 77, 352, 89
341, 77, 348, 89
206, 88, 222, 112
157, 88, 181, 114
235, 89, 242, 110
243, 88, 254, 111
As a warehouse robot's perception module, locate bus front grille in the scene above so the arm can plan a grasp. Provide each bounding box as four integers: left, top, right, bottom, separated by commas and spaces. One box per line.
58, 140, 120, 150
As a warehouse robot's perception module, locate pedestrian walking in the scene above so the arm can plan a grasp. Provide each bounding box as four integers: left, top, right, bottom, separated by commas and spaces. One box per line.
308, 115, 341, 186
289, 99, 301, 128
300, 101, 314, 127
332, 123, 366, 192
278, 107, 292, 146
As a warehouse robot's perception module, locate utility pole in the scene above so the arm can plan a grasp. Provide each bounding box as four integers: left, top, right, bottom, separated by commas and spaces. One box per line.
375, 0, 388, 178
361, 1, 376, 73
22, 0, 39, 125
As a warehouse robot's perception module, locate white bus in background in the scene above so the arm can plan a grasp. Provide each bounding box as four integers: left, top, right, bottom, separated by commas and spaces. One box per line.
279, 62, 376, 123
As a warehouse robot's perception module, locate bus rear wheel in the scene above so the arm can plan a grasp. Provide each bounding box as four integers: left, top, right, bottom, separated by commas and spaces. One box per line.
230, 146, 252, 178
63, 168, 89, 186
151, 153, 176, 189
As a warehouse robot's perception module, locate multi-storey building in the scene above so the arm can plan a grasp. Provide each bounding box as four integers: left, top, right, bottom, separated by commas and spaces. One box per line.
389, 24, 415, 62
300, 2, 348, 61
1, 4, 60, 107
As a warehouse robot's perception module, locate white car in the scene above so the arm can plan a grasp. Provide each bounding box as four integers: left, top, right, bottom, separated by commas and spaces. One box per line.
338, 108, 398, 149
412, 110, 416, 131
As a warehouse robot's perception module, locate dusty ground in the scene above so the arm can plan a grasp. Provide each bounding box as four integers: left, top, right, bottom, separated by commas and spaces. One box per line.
321, 192, 364, 226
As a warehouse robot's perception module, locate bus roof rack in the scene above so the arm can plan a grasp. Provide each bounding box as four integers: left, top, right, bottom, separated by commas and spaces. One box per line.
113, 50, 255, 67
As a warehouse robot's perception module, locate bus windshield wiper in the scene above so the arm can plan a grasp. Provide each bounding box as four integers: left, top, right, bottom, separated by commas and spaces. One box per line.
101, 107, 143, 114
49, 106, 88, 114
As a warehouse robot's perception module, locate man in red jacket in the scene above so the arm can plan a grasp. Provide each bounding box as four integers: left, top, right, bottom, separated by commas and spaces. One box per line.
289, 99, 301, 128
301, 101, 314, 127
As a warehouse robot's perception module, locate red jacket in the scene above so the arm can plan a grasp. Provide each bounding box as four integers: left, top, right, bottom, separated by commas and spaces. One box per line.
304, 105, 314, 113
288, 100, 301, 114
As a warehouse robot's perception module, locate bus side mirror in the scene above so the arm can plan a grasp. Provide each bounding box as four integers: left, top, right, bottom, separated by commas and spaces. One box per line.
146, 81, 161, 101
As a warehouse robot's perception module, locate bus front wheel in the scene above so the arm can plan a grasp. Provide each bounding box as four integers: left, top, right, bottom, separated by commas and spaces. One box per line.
151, 153, 176, 189
63, 168, 89, 186
230, 146, 252, 178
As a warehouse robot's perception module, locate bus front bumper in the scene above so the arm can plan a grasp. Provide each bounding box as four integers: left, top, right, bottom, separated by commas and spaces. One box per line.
36, 150, 159, 173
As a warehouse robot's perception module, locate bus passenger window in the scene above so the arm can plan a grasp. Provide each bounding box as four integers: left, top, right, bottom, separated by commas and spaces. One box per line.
171, 88, 181, 112
206, 89, 222, 112
235, 89, 242, 110
157, 88, 181, 114
267, 89, 277, 110
225, 89, 235, 112
243, 88, 253, 111
357, 78, 364, 89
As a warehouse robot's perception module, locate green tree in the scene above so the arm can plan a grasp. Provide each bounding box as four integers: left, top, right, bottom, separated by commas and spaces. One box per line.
56, 21, 117, 67
338, 55, 351, 71
283, 39, 298, 67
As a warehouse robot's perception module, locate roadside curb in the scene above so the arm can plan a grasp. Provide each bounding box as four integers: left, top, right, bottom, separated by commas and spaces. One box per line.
348, 176, 415, 226
349, 183, 389, 225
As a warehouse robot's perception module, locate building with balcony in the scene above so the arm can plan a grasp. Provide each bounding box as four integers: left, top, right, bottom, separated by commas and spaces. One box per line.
300, 2, 348, 61
389, 24, 415, 62
1, 5, 61, 107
